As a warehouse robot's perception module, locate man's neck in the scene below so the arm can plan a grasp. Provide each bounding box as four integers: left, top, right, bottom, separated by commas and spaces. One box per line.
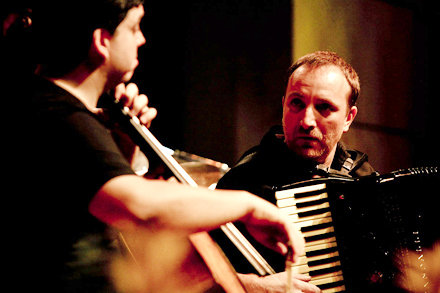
322, 146, 337, 168
46, 65, 107, 112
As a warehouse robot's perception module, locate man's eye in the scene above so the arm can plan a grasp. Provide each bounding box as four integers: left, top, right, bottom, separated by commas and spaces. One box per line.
316, 103, 335, 112
290, 98, 304, 108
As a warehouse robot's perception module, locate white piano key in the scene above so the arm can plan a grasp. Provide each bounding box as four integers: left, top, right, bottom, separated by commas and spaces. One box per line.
295, 216, 334, 229
276, 191, 329, 207
302, 226, 334, 238
307, 250, 340, 262
306, 235, 337, 247
294, 255, 309, 266
321, 285, 346, 293
305, 241, 338, 253
309, 260, 342, 272
275, 183, 327, 200
310, 275, 344, 286
290, 263, 311, 274
311, 268, 344, 281
311, 270, 344, 281
280, 201, 330, 216
292, 251, 340, 267
281, 210, 333, 223
289, 260, 342, 275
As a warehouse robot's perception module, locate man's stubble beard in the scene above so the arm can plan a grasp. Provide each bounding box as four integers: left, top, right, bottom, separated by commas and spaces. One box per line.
289, 128, 339, 164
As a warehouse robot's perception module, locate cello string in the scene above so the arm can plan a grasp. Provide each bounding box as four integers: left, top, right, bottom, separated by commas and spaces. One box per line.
109, 96, 276, 276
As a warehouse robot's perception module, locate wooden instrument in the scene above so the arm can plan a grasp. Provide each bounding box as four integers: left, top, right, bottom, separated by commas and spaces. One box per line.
105, 97, 275, 292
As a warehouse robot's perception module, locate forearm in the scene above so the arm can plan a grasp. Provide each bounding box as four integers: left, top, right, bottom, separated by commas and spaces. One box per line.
90, 174, 255, 232
90, 174, 305, 260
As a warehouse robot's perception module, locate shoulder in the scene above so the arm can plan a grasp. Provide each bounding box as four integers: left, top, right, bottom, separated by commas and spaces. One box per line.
31, 76, 107, 139
234, 126, 284, 166
216, 126, 287, 196
216, 145, 263, 191
31, 77, 131, 171
33, 76, 88, 115
335, 142, 377, 177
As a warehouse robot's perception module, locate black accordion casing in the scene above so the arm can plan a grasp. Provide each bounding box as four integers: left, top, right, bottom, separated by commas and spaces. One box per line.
273, 167, 439, 292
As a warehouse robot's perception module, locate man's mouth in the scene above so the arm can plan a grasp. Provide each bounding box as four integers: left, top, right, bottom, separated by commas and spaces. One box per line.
297, 136, 320, 141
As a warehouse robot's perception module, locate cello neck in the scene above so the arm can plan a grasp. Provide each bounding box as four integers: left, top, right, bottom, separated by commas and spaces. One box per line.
105, 95, 275, 281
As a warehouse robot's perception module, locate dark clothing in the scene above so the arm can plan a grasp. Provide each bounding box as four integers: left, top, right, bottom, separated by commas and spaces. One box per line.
217, 125, 375, 204
29, 76, 134, 291
213, 125, 375, 274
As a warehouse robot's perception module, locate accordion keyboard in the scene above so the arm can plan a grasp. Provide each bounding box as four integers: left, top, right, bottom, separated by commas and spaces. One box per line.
276, 183, 346, 293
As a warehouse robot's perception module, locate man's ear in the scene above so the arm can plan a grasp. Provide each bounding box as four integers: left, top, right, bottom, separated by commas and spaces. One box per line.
89, 28, 112, 62
343, 105, 357, 133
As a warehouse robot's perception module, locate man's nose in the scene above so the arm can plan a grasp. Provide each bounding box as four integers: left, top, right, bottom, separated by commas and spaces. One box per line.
300, 106, 317, 130
138, 32, 146, 47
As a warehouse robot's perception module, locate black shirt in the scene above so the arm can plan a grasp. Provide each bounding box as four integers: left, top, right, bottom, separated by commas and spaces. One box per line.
30, 76, 134, 290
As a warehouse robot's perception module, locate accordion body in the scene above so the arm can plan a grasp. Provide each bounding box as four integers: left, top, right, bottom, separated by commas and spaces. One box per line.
273, 167, 439, 293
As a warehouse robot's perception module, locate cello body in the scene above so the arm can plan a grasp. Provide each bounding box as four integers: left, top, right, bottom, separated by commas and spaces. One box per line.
110, 228, 224, 293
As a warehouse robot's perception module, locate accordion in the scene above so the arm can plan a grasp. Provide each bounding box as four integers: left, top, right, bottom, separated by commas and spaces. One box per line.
273, 167, 439, 293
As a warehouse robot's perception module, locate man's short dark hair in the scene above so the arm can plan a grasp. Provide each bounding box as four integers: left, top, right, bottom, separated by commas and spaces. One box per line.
286, 51, 360, 107
32, 0, 144, 77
